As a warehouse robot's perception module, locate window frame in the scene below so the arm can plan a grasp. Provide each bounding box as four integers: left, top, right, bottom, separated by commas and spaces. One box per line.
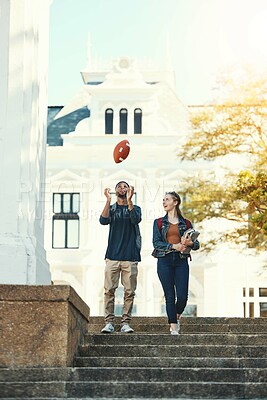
52, 193, 80, 249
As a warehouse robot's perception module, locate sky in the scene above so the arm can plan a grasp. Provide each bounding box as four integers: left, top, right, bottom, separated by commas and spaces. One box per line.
48, 0, 267, 106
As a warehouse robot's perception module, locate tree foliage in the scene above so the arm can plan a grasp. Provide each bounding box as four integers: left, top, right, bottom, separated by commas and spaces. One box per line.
236, 170, 267, 246
181, 103, 267, 161
179, 66, 267, 250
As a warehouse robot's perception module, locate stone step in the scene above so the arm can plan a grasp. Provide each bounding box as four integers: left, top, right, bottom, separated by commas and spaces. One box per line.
89, 316, 267, 325
1, 380, 267, 399
74, 356, 267, 368
88, 323, 169, 333
84, 333, 267, 346
62, 381, 267, 399
61, 367, 267, 383
2, 367, 266, 383
89, 323, 267, 334
2, 317, 267, 399
78, 344, 267, 358
88, 317, 267, 334
182, 324, 267, 334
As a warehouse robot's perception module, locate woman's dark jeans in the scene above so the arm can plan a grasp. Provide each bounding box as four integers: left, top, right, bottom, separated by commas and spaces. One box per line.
157, 252, 189, 323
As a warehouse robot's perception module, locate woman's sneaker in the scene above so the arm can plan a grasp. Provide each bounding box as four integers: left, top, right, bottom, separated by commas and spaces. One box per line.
101, 322, 114, 333
170, 320, 180, 335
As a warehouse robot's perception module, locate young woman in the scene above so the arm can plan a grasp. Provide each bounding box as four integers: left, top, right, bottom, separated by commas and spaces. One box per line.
152, 191, 200, 335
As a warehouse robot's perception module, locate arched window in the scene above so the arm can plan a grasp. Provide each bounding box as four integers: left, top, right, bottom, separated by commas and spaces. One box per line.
120, 108, 128, 134
134, 108, 142, 134
105, 108, 113, 134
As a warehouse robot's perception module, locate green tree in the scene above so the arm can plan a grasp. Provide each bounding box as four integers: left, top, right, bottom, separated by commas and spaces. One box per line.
236, 170, 267, 247
179, 66, 267, 250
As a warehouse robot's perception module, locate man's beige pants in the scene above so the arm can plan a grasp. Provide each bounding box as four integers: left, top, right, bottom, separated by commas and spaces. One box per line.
104, 259, 138, 324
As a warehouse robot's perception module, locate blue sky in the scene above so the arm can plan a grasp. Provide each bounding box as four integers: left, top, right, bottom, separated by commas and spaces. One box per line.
48, 0, 267, 106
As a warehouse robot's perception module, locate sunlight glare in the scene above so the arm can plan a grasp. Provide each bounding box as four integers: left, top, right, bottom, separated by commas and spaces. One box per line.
247, 11, 267, 64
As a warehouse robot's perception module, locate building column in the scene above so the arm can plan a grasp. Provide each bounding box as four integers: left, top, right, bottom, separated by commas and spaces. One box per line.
0, 0, 52, 284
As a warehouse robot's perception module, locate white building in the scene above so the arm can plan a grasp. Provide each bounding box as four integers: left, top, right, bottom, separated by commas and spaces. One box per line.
45, 55, 267, 318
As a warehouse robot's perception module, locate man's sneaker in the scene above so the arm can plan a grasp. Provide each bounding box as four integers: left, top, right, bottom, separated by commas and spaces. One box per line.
121, 323, 134, 333
101, 322, 114, 333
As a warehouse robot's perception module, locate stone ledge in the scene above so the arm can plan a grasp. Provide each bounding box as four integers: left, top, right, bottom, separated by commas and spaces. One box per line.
0, 284, 89, 321
0, 284, 90, 368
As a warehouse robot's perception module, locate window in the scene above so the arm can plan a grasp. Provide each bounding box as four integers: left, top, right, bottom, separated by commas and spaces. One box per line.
120, 108, 128, 134
243, 287, 255, 297
249, 302, 254, 318
160, 298, 197, 317
105, 108, 113, 134
161, 303, 166, 315
260, 303, 267, 317
259, 288, 267, 297
113, 286, 137, 315
134, 108, 142, 134
259, 289, 267, 317
243, 286, 267, 317
52, 193, 80, 249
115, 304, 137, 316
183, 304, 197, 317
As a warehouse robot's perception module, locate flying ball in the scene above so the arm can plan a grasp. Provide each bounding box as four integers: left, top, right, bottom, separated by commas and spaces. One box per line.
113, 139, 130, 163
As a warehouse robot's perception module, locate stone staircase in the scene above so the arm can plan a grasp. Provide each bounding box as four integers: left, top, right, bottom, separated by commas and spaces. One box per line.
1, 316, 267, 399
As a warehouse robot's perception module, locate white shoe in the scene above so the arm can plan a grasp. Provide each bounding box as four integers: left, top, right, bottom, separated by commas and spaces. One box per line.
121, 323, 134, 333
170, 320, 180, 335
101, 322, 114, 333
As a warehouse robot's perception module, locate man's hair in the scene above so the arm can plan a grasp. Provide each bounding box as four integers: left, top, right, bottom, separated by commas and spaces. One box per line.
115, 181, 129, 189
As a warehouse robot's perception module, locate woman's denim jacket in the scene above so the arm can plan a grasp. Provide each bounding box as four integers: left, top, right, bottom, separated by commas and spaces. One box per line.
152, 214, 200, 258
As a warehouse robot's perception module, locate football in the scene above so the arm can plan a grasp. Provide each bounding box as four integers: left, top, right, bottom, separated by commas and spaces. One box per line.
113, 139, 130, 163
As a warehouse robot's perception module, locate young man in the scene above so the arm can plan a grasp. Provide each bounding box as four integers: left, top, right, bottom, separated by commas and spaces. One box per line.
99, 181, 142, 333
